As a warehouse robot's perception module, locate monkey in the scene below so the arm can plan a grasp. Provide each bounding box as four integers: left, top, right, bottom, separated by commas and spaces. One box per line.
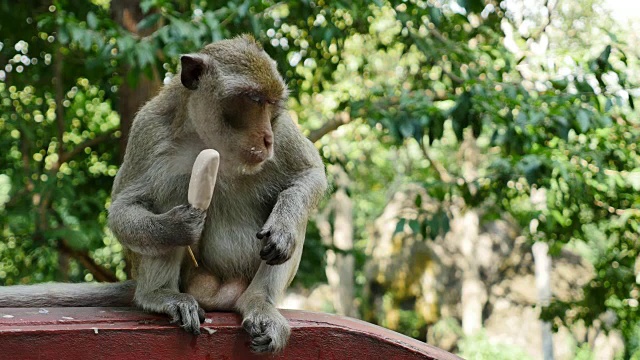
0, 34, 328, 354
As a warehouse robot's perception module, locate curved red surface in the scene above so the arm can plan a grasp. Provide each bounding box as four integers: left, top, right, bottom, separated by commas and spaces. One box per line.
0, 307, 461, 360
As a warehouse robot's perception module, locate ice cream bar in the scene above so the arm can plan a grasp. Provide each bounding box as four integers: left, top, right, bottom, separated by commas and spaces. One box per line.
188, 149, 220, 210
186, 149, 220, 267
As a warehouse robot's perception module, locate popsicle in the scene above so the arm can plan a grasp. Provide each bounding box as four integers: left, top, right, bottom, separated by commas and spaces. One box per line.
186, 149, 220, 267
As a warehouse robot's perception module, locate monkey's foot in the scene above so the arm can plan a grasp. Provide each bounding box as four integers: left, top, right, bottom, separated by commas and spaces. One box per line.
242, 306, 291, 353
164, 294, 206, 335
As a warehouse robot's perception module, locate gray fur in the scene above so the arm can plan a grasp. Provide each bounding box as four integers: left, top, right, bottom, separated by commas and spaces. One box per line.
0, 281, 135, 307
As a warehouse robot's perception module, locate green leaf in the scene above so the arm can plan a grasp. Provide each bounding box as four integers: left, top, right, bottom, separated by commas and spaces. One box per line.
428, 210, 450, 239
238, 0, 250, 17
87, 11, 98, 30
576, 80, 593, 94
136, 41, 155, 68
429, 114, 445, 145
451, 92, 472, 142
408, 219, 420, 235
605, 98, 613, 112
413, 120, 425, 144
117, 35, 135, 54
471, 113, 482, 138
140, 0, 156, 14
395, 218, 406, 235
399, 121, 413, 139
456, 0, 485, 13
551, 210, 567, 227
429, 7, 443, 27
550, 78, 568, 90
415, 194, 422, 208
58, 27, 69, 44
597, 45, 611, 66
137, 13, 161, 32
576, 109, 591, 133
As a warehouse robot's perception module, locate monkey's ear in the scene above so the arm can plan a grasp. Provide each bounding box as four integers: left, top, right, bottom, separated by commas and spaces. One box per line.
180, 55, 206, 90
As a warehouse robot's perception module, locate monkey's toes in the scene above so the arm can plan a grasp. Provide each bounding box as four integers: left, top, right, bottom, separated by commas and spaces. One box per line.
242, 310, 290, 353
166, 298, 202, 335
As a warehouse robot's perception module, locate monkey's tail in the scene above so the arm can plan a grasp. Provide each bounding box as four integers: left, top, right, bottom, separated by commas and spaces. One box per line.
0, 280, 136, 307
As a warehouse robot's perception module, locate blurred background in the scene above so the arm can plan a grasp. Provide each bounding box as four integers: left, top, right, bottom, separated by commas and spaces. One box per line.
0, 0, 638, 359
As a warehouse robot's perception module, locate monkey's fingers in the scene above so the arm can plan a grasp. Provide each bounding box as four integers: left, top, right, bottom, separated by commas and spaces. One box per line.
167, 306, 182, 325
259, 242, 276, 260
166, 298, 202, 335
178, 303, 201, 335
198, 307, 206, 323
243, 313, 289, 353
259, 233, 295, 265
251, 335, 273, 352
256, 229, 271, 239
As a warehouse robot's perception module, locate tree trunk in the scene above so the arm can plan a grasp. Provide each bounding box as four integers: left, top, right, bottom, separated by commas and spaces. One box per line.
111, 0, 161, 161
318, 167, 357, 317
533, 241, 555, 360
455, 209, 486, 335
325, 185, 357, 317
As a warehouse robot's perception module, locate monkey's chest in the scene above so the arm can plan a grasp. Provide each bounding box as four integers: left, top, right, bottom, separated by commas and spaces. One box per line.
196, 197, 271, 280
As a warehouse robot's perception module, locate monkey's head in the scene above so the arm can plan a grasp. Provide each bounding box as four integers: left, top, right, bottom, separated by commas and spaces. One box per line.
179, 35, 287, 175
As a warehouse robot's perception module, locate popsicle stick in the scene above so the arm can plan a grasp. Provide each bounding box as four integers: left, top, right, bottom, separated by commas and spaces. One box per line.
187, 246, 199, 267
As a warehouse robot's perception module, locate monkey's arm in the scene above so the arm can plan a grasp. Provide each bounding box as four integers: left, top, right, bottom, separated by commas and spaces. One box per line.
257, 126, 328, 265
108, 182, 205, 257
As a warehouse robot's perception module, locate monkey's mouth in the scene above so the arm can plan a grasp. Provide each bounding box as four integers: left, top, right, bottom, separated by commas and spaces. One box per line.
246, 146, 273, 166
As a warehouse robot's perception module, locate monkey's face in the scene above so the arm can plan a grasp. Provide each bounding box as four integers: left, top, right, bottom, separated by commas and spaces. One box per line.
219, 94, 279, 174
185, 90, 279, 176
180, 35, 287, 175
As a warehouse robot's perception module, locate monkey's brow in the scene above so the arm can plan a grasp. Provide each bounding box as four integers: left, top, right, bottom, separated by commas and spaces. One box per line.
240, 88, 282, 104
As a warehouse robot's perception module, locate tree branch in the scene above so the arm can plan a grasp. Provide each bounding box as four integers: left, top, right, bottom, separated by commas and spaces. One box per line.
57, 239, 118, 283
420, 140, 454, 183
307, 112, 351, 143
58, 129, 118, 164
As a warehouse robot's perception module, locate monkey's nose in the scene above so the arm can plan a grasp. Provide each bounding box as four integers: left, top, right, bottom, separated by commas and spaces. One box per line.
264, 133, 273, 148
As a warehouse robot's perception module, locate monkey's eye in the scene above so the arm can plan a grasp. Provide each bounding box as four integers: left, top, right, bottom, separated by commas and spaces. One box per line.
248, 94, 262, 103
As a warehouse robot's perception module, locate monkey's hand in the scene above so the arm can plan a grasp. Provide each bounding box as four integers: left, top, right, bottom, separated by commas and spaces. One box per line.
256, 221, 296, 265
161, 204, 207, 246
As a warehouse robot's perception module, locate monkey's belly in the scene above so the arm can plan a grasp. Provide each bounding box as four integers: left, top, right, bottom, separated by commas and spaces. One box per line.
184, 269, 248, 311
199, 214, 265, 278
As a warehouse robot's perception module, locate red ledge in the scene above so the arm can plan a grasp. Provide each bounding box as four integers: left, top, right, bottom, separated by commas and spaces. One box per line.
0, 307, 461, 360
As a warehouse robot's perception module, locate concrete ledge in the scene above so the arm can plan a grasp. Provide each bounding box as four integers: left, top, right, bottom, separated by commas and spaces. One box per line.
0, 307, 461, 359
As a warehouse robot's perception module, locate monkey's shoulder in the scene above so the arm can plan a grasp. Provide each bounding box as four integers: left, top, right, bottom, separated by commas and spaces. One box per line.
272, 116, 323, 169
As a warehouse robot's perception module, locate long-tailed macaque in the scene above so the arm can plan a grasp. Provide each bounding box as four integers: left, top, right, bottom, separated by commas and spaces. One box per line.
0, 35, 327, 354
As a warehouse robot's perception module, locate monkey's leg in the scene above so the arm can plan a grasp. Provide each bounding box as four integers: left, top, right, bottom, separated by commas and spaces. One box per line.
235, 230, 305, 354
134, 250, 205, 335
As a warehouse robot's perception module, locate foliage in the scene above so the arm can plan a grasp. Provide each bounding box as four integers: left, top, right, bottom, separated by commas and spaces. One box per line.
0, 0, 638, 356
458, 331, 533, 360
